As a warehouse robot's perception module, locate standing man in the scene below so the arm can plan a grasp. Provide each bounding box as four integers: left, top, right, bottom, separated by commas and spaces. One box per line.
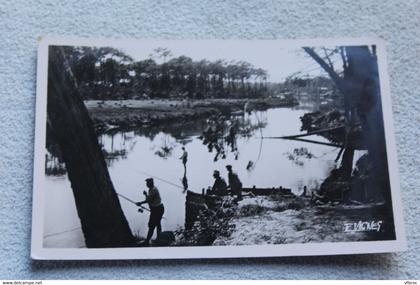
136, 178, 164, 245
301, 185, 308, 197
226, 165, 243, 199
179, 146, 188, 173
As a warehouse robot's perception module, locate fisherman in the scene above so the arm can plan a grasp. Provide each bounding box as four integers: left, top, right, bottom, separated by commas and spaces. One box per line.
301, 185, 308, 197
226, 165, 242, 199
209, 170, 228, 196
179, 146, 188, 172
136, 178, 165, 245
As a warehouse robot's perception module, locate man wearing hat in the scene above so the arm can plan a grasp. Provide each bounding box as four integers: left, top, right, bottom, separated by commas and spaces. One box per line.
179, 146, 188, 173
226, 165, 243, 199
136, 178, 164, 245
210, 170, 228, 196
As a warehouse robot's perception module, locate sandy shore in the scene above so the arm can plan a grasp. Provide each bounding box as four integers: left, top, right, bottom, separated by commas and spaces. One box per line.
213, 195, 388, 246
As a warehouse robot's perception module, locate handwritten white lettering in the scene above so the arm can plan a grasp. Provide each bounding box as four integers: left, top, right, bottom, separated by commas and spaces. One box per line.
343, 220, 383, 233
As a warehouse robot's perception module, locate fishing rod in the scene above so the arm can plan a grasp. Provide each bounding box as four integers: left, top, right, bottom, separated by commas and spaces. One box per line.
143, 171, 186, 190
117, 192, 149, 212
116, 192, 168, 220
257, 136, 343, 148
43, 192, 147, 239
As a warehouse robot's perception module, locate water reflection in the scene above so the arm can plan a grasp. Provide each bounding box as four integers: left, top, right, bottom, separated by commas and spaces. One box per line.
44, 107, 343, 247
99, 131, 137, 167
199, 112, 267, 164
182, 174, 188, 194
153, 135, 176, 159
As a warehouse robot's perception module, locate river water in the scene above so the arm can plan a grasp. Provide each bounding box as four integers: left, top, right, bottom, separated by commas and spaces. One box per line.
44, 107, 362, 248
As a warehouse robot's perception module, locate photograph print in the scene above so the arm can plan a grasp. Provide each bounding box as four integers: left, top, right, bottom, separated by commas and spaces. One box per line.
31, 38, 406, 259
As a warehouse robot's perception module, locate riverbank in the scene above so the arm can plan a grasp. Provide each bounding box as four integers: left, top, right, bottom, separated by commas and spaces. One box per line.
85, 98, 298, 133
173, 191, 393, 246
45, 106, 351, 248
213, 195, 364, 245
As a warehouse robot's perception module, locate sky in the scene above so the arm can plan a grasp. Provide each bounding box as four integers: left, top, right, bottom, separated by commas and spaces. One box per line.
114, 40, 336, 82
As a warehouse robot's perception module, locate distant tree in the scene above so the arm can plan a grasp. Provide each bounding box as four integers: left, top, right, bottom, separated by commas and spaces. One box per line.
150, 47, 172, 63
59, 46, 270, 100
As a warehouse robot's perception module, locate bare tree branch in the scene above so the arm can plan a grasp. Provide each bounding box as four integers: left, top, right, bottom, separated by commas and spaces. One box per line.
303, 47, 345, 94
322, 47, 335, 71
339, 47, 348, 72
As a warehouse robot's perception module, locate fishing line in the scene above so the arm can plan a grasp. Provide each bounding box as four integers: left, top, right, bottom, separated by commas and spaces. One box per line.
43, 189, 163, 239
44, 226, 82, 238
245, 111, 264, 171
124, 166, 191, 192
254, 112, 264, 165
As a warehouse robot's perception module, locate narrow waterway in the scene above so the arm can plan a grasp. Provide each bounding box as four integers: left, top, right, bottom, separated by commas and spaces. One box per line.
43, 107, 364, 248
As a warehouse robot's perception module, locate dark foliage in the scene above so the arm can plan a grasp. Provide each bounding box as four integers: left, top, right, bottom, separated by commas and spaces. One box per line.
60, 46, 271, 100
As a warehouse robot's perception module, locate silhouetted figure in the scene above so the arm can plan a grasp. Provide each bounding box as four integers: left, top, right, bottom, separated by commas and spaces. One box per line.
301, 186, 308, 197
136, 178, 164, 245
226, 165, 242, 199
179, 146, 188, 174
208, 170, 228, 196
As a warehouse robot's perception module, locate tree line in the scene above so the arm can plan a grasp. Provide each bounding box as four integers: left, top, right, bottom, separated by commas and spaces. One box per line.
61, 46, 270, 100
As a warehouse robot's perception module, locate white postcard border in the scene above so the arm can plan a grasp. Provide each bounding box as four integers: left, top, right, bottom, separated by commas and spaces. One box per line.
31, 37, 407, 260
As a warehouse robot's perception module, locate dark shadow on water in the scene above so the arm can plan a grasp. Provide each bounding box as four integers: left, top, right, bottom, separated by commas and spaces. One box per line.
182, 174, 188, 194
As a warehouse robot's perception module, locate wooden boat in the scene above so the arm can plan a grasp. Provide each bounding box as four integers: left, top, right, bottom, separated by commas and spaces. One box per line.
243, 186, 294, 197
195, 185, 295, 197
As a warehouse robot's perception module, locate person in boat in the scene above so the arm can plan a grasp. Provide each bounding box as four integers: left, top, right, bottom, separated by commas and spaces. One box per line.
179, 146, 188, 173
226, 165, 242, 199
136, 178, 164, 245
208, 170, 228, 196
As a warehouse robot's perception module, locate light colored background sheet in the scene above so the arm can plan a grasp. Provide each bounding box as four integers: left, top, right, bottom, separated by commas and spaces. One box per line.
0, 0, 418, 279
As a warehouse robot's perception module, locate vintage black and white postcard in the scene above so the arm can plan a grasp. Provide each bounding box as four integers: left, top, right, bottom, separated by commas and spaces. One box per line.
31, 37, 406, 259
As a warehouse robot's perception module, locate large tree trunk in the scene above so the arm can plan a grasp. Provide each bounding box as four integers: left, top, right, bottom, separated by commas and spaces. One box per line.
304, 46, 392, 208
47, 46, 135, 248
